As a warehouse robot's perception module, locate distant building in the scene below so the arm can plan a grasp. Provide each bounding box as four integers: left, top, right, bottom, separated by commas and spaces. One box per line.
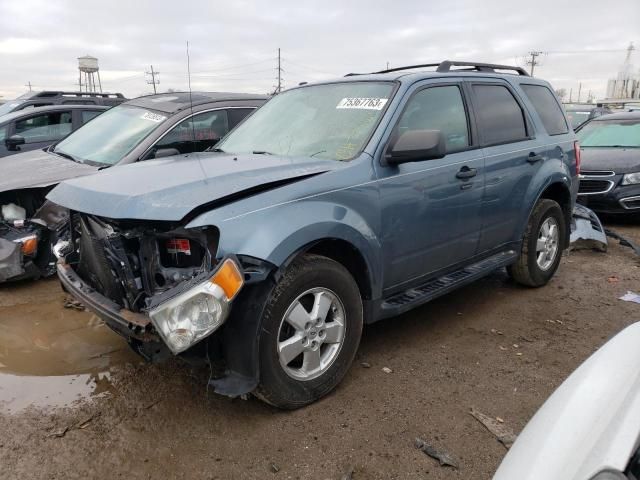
605, 43, 640, 100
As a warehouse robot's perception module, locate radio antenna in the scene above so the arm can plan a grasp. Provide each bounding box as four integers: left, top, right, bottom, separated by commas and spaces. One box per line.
186, 41, 208, 182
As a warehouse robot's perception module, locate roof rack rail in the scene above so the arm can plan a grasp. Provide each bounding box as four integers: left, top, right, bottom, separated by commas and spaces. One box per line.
345, 60, 529, 77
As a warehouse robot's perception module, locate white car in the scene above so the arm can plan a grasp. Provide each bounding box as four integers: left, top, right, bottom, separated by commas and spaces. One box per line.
494, 323, 640, 480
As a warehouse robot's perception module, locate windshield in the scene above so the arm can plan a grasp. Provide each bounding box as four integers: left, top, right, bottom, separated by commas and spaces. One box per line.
54, 105, 168, 165
218, 82, 395, 161
0, 100, 23, 117
577, 120, 640, 148
565, 110, 590, 129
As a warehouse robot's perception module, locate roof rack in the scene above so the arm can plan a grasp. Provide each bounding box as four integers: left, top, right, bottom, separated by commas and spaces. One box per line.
346, 60, 529, 77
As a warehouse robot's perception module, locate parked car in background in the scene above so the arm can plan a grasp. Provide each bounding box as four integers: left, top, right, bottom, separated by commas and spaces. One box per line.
564, 103, 612, 129
493, 322, 640, 480
0, 92, 267, 283
0, 105, 108, 158
51, 61, 578, 408
0, 91, 126, 117
576, 111, 640, 214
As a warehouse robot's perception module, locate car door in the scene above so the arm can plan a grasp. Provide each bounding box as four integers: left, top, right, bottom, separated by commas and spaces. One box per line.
12, 110, 73, 153
466, 80, 547, 253
375, 82, 485, 291
143, 109, 232, 159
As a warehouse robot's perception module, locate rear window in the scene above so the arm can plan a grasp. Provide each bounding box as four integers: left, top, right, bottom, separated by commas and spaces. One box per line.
472, 84, 528, 145
521, 85, 568, 135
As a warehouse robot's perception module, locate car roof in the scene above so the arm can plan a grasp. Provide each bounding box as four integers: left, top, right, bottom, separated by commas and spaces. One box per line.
0, 104, 110, 124
124, 91, 269, 114
592, 111, 640, 122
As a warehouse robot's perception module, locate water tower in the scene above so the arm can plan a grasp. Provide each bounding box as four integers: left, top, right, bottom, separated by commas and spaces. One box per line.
78, 55, 102, 93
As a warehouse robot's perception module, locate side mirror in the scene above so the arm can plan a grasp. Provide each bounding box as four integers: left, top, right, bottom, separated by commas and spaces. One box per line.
385, 130, 446, 165
153, 147, 181, 159
5, 135, 26, 151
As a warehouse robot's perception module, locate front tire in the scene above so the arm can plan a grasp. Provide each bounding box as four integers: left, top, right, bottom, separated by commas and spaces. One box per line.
507, 199, 566, 287
254, 254, 363, 409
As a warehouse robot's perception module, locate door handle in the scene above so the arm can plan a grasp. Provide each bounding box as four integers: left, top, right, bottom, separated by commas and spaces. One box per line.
456, 166, 477, 179
527, 152, 544, 163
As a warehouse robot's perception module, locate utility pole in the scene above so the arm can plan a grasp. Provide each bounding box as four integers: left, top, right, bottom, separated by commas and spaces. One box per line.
146, 65, 160, 94
386, 61, 390, 70
526, 51, 544, 76
24, 81, 33, 92
273, 48, 284, 94
577, 82, 582, 103
569, 88, 573, 103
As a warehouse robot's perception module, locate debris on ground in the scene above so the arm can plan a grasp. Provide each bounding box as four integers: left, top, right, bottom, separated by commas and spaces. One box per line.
570, 205, 607, 252
607, 276, 619, 283
360, 362, 371, 368
47, 426, 68, 438
340, 465, 355, 480
619, 291, 640, 304
469, 408, 517, 448
270, 462, 280, 473
63, 296, 86, 311
414, 437, 459, 468
382, 367, 393, 374
605, 229, 640, 256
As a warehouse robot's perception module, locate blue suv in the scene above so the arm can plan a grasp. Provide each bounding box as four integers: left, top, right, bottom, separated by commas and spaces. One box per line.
51, 61, 579, 408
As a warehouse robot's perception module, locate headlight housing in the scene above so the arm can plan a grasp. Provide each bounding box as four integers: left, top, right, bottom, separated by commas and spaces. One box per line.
13, 234, 38, 256
622, 172, 640, 185
148, 258, 244, 354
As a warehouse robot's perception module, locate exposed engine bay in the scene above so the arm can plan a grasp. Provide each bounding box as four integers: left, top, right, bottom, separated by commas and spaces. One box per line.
0, 187, 67, 282
62, 213, 219, 312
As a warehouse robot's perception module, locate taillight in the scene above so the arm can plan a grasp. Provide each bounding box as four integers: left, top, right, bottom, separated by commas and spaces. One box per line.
574, 140, 581, 175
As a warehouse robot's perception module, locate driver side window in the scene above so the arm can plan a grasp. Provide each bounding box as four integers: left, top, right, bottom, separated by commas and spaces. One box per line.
148, 110, 229, 158
397, 86, 470, 153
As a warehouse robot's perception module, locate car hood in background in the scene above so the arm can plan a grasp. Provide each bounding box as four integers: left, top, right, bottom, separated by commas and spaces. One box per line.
580, 147, 640, 174
493, 322, 640, 480
0, 148, 98, 193
47, 152, 339, 222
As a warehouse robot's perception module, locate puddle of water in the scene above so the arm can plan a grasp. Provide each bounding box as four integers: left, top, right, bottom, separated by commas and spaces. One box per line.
0, 288, 140, 414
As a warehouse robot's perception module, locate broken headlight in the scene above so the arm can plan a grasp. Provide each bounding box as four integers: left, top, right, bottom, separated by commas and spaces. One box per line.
148, 258, 244, 354
621, 172, 640, 185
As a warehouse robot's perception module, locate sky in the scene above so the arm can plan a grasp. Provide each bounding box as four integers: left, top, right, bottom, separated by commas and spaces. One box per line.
0, 0, 638, 102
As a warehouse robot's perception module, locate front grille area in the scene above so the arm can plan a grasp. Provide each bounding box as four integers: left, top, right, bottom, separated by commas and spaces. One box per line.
580, 170, 615, 177
621, 196, 640, 210
578, 179, 614, 195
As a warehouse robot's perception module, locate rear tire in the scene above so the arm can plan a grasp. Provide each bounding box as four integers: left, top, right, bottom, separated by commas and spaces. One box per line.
507, 199, 566, 287
254, 254, 363, 409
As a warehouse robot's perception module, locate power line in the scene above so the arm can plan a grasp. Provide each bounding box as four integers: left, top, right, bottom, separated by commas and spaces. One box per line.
145, 65, 160, 94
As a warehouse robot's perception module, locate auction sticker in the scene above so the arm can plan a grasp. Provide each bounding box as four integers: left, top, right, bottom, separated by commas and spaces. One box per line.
336, 97, 388, 110
141, 112, 167, 123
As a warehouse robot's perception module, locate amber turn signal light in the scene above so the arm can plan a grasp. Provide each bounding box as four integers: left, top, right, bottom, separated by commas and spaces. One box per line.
210, 259, 244, 300
20, 236, 38, 256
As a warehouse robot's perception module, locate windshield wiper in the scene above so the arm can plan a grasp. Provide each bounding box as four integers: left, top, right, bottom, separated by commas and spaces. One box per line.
252, 150, 273, 155
206, 147, 225, 153
53, 150, 80, 163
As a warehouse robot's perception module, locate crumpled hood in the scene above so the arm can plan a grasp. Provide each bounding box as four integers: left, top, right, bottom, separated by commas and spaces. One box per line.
493, 322, 640, 480
47, 152, 339, 221
0, 148, 98, 193
580, 147, 640, 174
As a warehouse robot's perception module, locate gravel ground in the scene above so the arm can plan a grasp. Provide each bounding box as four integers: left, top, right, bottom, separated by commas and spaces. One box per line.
0, 223, 638, 480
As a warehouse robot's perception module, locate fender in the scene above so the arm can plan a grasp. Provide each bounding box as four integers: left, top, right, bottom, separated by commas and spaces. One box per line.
516, 157, 574, 242
198, 200, 383, 396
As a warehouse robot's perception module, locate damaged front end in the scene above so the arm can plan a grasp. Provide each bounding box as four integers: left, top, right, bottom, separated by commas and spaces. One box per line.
0, 189, 68, 283
56, 213, 247, 362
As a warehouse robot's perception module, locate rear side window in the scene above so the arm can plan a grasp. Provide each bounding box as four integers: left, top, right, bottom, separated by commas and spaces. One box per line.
228, 108, 255, 129
521, 84, 568, 135
472, 84, 527, 145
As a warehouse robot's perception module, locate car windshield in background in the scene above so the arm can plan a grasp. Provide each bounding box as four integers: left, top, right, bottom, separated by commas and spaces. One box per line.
0, 101, 23, 117
53, 105, 167, 165
578, 120, 640, 148
565, 110, 590, 129
218, 82, 395, 161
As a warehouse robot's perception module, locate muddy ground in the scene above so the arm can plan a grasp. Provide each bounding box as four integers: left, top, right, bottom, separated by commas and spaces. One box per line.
0, 223, 639, 480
